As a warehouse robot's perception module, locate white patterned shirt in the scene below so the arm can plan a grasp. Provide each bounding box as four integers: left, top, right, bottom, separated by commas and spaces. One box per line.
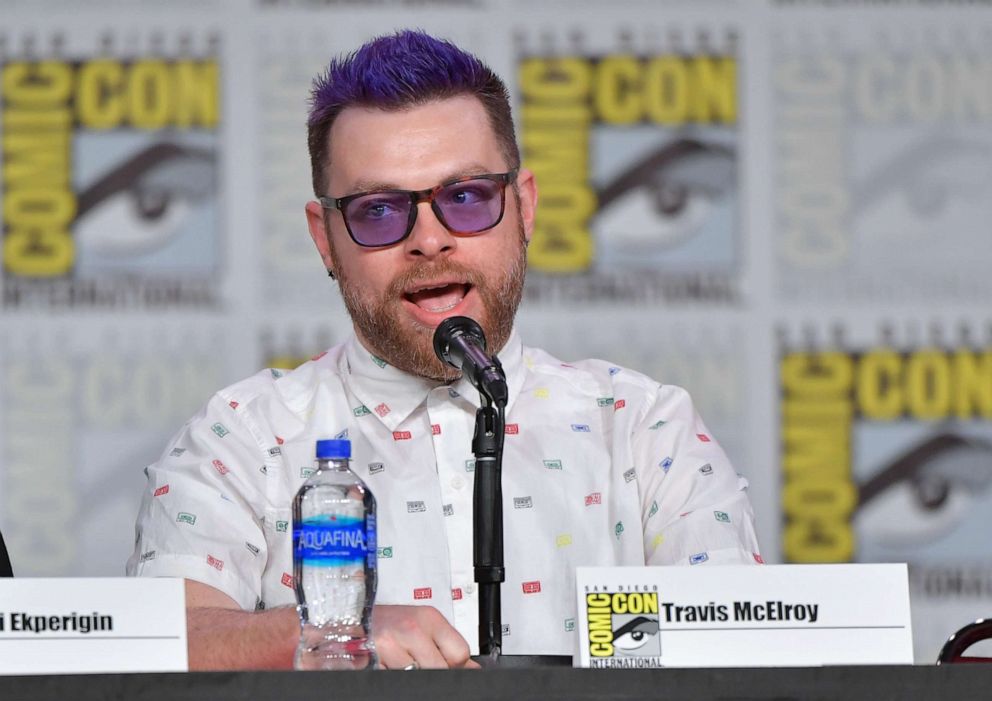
127, 331, 760, 655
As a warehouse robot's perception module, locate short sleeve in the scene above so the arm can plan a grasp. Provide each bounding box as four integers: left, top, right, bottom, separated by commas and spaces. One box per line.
126, 393, 271, 610
631, 385, 761, 567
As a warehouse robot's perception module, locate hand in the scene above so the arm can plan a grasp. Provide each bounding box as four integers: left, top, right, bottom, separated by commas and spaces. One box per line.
372, 604, 480, 669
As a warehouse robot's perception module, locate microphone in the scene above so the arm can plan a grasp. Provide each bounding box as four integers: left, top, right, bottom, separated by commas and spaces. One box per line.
433, 316, 508, 408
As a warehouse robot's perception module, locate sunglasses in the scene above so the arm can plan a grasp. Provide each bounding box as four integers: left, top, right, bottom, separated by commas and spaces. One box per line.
320, 170, 518, 248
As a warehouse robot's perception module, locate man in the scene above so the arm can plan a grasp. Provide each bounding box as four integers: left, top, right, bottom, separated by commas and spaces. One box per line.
128, 30, 760, 670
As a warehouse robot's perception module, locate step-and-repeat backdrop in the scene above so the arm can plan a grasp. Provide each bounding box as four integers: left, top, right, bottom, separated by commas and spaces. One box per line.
2, 0, 991, 663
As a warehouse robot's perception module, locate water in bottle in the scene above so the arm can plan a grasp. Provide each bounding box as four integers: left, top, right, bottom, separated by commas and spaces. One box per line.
293, 438, 377, 670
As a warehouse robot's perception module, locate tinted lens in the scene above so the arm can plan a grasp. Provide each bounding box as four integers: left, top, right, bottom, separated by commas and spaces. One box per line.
434, 178, 505, 233
344, 192, 412, 246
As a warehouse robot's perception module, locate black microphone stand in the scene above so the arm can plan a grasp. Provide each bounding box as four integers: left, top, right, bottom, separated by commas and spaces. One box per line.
472, 393, 505, 659
431, 316, 508, 661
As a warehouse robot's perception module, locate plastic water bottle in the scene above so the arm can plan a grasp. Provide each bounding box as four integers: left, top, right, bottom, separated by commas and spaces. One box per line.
293, 438, 377, 670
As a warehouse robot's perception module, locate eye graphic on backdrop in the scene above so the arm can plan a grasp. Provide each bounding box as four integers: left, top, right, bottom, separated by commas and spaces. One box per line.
854, 432, 992, 549
611, 615, 661, 656
74, 143, 216, 258
593, 138, 735, 250
853, 137, 992, 221
851, 136, 992, 268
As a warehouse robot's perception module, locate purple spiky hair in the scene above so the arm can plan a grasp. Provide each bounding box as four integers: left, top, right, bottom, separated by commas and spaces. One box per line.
309, 30, 489, 126
306, 29, 518, 196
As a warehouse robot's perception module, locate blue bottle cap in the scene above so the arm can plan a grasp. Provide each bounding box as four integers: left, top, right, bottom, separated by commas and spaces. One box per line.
315, 439, 351, 459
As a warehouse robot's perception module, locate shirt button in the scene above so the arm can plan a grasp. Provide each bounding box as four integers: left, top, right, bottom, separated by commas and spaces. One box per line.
465, 584, 475, 594
451, 476, 465, 490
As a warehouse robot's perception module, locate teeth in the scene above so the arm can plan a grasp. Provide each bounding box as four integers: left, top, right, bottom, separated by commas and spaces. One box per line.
406, 281, 468, 313
424, 299, 462, 312
420, 291, 465, 312
411, 282, 463, 293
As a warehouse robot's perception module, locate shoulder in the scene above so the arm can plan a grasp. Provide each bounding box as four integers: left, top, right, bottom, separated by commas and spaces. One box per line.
212, 343, 348, 415
521, 343, 685, 409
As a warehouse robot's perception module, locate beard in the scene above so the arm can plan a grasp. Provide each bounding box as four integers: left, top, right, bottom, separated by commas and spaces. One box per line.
332, 216, 527, 382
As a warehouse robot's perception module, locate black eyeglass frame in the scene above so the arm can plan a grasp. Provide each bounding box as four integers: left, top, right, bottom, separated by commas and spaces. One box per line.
319, 169, 519, 248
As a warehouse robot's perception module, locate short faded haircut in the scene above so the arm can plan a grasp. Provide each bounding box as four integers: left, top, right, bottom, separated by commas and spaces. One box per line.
307, 29, 520, 197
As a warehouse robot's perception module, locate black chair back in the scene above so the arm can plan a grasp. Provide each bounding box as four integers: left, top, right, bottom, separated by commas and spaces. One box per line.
0, 529, 12, 577
937, 619, 992, 664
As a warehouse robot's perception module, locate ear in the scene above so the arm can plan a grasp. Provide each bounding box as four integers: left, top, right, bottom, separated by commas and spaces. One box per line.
515, 168, 538, 244
305, 200, 337, 272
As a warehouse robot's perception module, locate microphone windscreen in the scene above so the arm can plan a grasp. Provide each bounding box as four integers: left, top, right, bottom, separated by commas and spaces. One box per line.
433, 316, 486, 368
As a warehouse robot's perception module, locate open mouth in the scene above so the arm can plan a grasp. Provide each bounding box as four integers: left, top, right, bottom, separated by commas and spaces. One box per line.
403, 281, 472, 313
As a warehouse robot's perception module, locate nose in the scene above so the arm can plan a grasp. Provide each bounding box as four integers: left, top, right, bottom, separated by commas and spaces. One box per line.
403, 200, 456, 259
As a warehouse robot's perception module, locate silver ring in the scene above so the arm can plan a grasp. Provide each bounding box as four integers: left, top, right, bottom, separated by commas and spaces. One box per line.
402, 662, 419, 671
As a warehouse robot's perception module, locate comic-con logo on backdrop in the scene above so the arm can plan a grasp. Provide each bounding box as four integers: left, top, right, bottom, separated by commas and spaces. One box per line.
518, 30, 739, 305
1, 34, 220, 309
780, 324, 992, 566
772, 31, 992, 303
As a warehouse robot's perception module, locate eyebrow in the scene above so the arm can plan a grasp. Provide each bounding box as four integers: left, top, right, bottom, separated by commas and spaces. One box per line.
346, 163, 496, 194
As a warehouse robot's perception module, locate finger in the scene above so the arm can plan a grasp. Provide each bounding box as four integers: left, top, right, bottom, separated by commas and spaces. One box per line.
407, 606, 472, 669
430, 620, 473, 669
401, 607, 462, 669
376, 614, 448, 669
380, 655, 417, 671
407, 637, 449, 670
375, 638, 418, 670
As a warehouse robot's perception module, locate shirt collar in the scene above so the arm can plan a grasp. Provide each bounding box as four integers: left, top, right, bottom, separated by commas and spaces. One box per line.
341, 329, 526, 430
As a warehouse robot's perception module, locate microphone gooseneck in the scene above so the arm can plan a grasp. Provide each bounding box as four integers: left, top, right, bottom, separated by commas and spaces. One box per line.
432, 316, 509, 408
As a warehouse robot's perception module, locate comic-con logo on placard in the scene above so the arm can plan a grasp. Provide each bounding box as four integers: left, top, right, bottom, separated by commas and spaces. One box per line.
518, 30, 739, 305
585, 588, 662, 668
1, 35, 221, 309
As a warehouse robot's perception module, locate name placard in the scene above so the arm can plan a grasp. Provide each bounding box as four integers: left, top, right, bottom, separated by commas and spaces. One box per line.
575, 564, 913, 668
0, 578, 187, 675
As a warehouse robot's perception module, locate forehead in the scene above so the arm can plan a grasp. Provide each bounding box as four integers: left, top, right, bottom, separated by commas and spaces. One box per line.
326, 95, 505, 191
